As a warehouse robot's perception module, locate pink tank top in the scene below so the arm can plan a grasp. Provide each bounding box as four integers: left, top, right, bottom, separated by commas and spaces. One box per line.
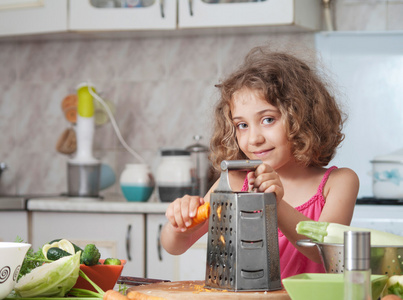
241, 166, 337, 279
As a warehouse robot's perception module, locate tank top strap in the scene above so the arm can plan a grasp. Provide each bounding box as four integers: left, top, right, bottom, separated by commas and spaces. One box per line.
317, 166, 338, 194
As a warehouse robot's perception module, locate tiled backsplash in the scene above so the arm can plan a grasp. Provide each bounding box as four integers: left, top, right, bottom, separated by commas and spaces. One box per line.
0, 0, 402, 198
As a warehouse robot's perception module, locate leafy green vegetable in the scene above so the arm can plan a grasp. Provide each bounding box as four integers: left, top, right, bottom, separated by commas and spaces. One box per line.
14, 251, 81, 297
388, 282, 403, 297
381, 275, 403, 298
14, 236, 50, 281
80, 244, 101, 266
103, 258, 121, 265
68, 270, 104, 299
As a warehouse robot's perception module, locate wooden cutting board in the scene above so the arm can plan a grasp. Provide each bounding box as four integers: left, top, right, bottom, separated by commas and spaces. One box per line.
127, 280, 290, 300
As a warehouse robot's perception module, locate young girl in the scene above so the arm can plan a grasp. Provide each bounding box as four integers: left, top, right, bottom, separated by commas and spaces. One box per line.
160, 46, 359, 279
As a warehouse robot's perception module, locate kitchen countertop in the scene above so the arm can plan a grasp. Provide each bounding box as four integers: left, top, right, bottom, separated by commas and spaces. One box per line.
0, 195, 27, 210
26, 196, 170, 214
127, 281, 290, 299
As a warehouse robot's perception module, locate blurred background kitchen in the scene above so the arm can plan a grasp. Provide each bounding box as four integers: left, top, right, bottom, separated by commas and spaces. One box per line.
1, 0, 403, 282
0, 0, 402, 200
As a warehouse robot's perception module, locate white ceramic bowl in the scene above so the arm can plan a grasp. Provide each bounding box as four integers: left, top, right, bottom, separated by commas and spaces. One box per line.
0, 242, 31, 300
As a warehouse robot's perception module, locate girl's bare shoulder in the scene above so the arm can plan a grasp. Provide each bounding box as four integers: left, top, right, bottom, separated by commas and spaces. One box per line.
326, 167, 360, 192
330, 167, 359, 181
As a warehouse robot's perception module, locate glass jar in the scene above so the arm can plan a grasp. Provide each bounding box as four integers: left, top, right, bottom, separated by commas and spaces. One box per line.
120, 164, 155, 202
156, 149, 195, 202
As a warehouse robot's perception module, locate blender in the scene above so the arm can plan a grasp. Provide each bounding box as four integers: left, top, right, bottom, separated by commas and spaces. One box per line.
67, 83, 101, 199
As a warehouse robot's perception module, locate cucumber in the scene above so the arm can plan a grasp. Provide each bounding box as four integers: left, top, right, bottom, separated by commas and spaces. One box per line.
47, 247, 72, 261
49, 239, 83, 253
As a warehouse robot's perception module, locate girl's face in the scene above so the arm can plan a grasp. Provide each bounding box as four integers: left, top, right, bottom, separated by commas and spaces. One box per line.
231, 87, 293, 170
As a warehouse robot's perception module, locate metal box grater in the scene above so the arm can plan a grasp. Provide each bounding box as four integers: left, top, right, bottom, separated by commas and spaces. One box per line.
205, 160, 281, 291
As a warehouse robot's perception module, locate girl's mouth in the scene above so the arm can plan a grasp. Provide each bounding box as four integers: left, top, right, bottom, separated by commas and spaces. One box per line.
252, 149, 273, 157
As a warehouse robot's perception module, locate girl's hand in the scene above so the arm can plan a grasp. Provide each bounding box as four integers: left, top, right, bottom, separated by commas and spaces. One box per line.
165, 195, 205, 232
247, 163, 284, 203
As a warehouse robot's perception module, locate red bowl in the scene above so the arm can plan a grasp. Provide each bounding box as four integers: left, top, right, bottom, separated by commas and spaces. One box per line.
74, 259, 126, 292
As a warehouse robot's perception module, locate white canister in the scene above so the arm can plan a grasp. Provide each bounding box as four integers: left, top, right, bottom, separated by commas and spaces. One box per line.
120, 164, 155, 202
156, 149, 195, 202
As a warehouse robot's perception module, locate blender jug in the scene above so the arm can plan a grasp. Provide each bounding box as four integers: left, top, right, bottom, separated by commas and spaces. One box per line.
67, 83, 101, 198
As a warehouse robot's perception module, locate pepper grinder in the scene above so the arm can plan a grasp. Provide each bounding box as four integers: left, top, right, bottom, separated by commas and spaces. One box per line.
344, 231, 372, 300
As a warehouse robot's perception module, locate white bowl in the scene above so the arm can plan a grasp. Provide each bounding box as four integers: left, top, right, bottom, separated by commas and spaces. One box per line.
0, 242, 31, 300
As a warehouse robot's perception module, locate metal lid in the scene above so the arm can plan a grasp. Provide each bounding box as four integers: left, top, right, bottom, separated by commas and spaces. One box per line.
372, 148, 403, 163
344, 231, 371, 271
185, 135, 209, 153
161, 149, 190, 156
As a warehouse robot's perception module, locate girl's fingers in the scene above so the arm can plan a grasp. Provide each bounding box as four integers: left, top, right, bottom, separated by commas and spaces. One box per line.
165, 195, 202, 232
189, 197, 202, 218
173, 200, 186, 229
264, 184, 284, 203
254, 172, 277, 188
255, 163, 274, 176
252, 163, 284, 201
247, 171, 256, 192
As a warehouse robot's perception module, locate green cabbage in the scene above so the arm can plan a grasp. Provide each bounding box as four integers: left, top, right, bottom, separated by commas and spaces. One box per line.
14, 251, 80, 297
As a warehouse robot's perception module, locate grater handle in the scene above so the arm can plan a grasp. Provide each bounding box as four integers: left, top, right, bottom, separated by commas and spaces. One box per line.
216, 160, 262, 192
220, 160, 262, 171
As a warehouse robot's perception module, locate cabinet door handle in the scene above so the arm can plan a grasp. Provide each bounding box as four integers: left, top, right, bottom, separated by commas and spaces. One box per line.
160, 0, 165, 18
157, 224, 163, 261
188, 0, 193, 16
126, 224, 132, 262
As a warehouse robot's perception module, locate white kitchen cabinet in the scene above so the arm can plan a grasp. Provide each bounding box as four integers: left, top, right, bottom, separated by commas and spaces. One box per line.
0, 0, 67, 37
69, 0, 176, 31
178, 0, 321, 31
352, 204, 403, 236
146, 214, 207, 281
30, 211, 145, 277
0, 211, 28, 242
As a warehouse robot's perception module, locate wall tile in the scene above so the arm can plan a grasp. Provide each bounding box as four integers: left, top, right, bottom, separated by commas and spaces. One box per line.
0, 42, 19, 85
165, 36, 219, 80
219, 33, 315, 78
115, 38, 168, 81
3, 0, 398, 196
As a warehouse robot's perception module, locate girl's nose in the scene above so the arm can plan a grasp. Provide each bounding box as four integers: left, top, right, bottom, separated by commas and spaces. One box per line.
248, 127, 265, 145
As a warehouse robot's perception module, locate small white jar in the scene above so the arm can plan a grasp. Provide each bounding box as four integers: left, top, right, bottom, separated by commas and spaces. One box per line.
156, 150, 195, 202
120, 164, 154, 202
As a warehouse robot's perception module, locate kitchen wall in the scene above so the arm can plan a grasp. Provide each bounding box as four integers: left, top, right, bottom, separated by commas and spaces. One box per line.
0, 0, 402, 199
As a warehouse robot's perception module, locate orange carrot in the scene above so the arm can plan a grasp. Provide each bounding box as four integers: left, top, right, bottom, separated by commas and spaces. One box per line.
103, 290, 129, 300
188, 202, 210, 228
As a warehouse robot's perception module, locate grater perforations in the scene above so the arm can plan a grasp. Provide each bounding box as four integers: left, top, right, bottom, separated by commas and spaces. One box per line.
205, 192, 281, 291
205, 160, 281, 291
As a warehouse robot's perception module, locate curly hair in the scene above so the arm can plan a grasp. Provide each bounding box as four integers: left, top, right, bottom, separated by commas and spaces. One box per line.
210, 46, 345, 170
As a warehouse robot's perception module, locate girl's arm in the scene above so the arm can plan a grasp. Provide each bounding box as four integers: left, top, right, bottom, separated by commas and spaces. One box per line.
251, 165, 359, 264
160, 195, 209, 255
279, 168, 359, 263
160, 180, 219, 255
160, 171, 245, 255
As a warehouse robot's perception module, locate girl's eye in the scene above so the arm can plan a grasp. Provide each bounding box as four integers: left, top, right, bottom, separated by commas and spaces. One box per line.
262, 117, 274, 125
236, 123, 248, 130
